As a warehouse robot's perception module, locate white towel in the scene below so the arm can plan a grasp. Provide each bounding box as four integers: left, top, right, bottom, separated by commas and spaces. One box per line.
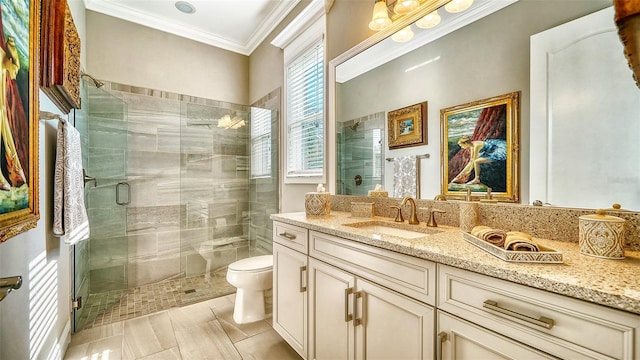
53, 120, 90, 245
393, 155, 419, 198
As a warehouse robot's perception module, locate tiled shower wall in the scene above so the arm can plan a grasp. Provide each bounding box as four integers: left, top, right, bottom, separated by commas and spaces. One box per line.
86, 83, 278, 293
337, 112, 385, 196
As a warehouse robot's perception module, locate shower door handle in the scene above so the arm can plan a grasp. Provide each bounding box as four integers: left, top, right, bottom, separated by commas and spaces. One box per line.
116, 182, 131, 206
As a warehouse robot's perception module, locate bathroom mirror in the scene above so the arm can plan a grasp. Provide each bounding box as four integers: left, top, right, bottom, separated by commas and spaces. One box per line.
330, 0, 640, 210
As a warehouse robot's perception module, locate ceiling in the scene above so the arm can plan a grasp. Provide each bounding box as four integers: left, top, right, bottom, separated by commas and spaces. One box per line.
83, 0, 302, 55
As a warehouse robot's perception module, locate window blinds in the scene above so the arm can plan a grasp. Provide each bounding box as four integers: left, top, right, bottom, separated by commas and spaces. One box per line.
250, 107, 272, 178
286, 40, 324, 178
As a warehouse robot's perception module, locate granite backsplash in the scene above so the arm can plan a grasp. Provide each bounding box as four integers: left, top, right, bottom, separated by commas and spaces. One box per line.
331, 195, 640, 251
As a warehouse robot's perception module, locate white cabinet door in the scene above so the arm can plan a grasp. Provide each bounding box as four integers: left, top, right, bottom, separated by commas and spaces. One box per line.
273, 243, 308, 359
437, 311, 556, 360
308, 258, 356, 360
355, 278, 434, 360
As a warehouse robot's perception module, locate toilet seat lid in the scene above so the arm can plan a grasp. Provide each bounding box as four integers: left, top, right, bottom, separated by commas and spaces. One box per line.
228, 255, 273, 272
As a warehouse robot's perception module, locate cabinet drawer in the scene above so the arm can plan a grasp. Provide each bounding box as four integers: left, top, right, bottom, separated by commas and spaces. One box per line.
273, 221, 308, 254
310, 230, 436, 305
438, 264, 640, 360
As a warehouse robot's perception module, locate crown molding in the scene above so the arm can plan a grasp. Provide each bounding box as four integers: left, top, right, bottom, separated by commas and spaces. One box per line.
271, 0, 325, 49
84, 0, 300, 56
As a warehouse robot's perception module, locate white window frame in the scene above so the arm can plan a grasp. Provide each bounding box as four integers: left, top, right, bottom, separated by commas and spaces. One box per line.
279, 14, 326, 184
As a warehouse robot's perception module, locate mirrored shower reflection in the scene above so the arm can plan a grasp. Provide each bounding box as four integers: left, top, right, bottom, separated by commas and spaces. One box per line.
74, 82, 279, 331
337, 112, 385, 195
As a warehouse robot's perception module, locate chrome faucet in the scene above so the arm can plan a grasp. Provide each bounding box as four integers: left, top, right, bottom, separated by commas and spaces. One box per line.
399, 196, 420, 225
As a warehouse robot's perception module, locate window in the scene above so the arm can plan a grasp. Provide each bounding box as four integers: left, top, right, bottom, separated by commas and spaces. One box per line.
250, 107, 272, 178
282, 16, 325, 183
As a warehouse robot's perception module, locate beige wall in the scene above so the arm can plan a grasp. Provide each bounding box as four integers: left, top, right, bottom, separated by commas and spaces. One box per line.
86, 11, 249, 105
249, 0, 373, 213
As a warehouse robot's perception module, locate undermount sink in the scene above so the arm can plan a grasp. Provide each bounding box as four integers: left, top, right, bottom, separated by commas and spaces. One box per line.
344, 221, 442, 239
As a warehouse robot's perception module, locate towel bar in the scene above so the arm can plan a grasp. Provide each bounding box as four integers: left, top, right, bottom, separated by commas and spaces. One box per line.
386, 154, 430, 161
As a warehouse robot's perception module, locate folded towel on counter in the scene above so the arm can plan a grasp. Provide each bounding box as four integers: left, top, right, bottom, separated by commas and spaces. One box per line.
471, 225, 507, 247
505, 231, 539, 252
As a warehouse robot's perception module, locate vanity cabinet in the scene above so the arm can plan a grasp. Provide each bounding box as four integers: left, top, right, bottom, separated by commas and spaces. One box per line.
273, 222, 310, 359
437, 311, 555, 359
308, 231, 435, 360
438, 264, 640, 359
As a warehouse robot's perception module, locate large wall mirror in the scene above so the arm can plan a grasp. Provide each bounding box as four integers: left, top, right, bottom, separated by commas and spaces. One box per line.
329, 0, 640, 210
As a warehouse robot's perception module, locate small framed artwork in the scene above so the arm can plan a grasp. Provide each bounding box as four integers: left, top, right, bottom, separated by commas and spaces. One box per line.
388, 102, 427, 149
0, 0, 41, 242
440, 92, 520, 202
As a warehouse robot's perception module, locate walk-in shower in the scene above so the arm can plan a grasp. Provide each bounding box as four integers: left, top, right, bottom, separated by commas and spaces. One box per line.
72, 79, 279, 331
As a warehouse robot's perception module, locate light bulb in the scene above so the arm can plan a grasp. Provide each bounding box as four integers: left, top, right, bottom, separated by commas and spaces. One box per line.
416, 10, 441, 29
444, 0, 473, 13
391, 26, 414, 43
393, 0, 420, 15
369, 0, 392, 31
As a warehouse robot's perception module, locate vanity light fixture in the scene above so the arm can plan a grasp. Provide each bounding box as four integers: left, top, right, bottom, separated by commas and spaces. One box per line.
393, 0, 420, 15
444, 0, 473, 13
369, 0, 393, 31
416, 9, 441, 28
391, 25, 414, 42
175, 1, 196, 14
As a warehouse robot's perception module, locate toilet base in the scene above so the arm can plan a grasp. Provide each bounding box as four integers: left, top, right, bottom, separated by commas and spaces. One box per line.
233, 288, 269, 324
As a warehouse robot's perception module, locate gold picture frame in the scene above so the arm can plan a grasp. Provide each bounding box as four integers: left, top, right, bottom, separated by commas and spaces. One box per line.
441, 92, 520, 202
40, 0, 81, 113
0, 0, 41, 242
388, 102, 427, 149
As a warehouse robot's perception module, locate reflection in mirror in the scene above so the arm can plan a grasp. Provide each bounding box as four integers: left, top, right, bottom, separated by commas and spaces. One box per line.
337, 112, 384, 195
333, 0, 634, 210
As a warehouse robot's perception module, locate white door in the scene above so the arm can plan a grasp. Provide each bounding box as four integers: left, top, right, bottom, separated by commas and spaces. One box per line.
437, 311, 556, 360
530, 6, 640, 209
273, 243, 308, 359
355, 278, 434, 360
308, 258, 356, 360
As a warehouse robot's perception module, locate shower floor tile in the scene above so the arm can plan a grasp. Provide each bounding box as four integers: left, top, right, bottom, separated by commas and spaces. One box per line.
77, 267, 235, 330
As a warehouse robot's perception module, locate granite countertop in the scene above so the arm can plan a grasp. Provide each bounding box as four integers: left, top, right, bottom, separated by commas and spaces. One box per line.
271, 211, 640, 315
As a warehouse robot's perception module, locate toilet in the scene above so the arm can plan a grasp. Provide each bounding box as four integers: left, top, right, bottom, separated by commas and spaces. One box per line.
226, 255, 273, 324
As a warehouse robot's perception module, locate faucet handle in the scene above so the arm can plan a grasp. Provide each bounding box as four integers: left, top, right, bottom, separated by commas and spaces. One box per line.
390, 206, 404, 223
427, 209, 446, 227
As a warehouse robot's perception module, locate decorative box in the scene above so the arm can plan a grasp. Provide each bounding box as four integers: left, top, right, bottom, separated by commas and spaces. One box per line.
305, 192, 331, 217
351, 202, 375, 218
579, 209, 626, 259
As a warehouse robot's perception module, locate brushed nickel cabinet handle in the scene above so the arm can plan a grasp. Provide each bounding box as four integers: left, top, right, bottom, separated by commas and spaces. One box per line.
354, 291, 364, 327
483, 300, 554, 329
437, 331, 448, 360
344, 288, 353, 322
279, 232, 297, 240
299, 266, 307, 292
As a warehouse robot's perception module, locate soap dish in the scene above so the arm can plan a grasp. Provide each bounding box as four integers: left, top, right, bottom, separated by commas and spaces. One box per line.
462, 232, 563, 263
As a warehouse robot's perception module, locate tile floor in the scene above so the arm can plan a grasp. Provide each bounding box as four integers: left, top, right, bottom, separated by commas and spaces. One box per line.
78, 268, 235, 330
64, 293, 301, 360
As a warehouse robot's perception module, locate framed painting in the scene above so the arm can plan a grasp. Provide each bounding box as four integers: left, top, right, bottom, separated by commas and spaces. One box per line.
388, 102, 427, 149
440, 92, 520, 202
0, 0, 40, 242
40, 0, 80, 113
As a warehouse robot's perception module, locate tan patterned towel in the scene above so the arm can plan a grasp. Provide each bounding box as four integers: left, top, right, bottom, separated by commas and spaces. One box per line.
471, 226, 507, 247
505, 231, 539, 252
53, 120, 90, 245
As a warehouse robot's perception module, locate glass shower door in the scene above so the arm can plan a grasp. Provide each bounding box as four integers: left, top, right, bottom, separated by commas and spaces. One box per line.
73, 79, 129, 332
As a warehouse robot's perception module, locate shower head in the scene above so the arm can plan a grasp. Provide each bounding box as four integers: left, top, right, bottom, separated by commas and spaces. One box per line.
349, 121, 361, 131
81, 72, 105, 88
